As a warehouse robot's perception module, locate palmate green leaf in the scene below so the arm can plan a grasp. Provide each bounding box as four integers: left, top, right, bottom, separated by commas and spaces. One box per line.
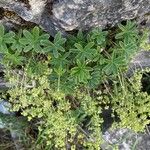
19, 26, 50, 53
103, 63, 118, 75
77, 30, 85, 43
42, 40, 59, 58
32, 26, 40, 40
91, 45, 107, 63
41, 32, 66, 58
4, 52, 25, 66
11, 29, 24, 53
66, 30, 87, 49
0, 25, 15, 53
88, 66, 103, 88
3, 32, 15, 44
54, 66, 66, 76
119, 39, 138, 60
73, 30, 87, 46
115, 21, 138, 41
71, 42, 96, 62
103, 51, 125, 75
54, 32, 66, 46
90, 28, 108, 47
53, 32, 66, 54
71, 60, 92, 83
51, 52, 70, 68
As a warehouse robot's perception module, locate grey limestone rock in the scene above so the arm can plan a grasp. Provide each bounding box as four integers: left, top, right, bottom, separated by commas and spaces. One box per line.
102, 128, 150, 150
51, 0, 150, 31
0, 0, 150, 36
0, 100, 28, 150
127, 51, 150, 77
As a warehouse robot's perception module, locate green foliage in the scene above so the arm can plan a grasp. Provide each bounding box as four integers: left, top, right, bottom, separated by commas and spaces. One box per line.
19, 26, 50, 53
71, 60, 92, 83
110, 70, 150, 132
115, 21, 138, 42
140, 28, 150, 50
103, 50, 125, 75
0, 25, 15, 53
71, 42, 96, 62
0, 21, 149, 149
89, 28, 108, 47
41, 32, 66, 58
11, 29, 24, 52
118, 39, 138, 60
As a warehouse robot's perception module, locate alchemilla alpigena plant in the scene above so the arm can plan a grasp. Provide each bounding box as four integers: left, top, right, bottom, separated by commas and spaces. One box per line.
0, 21, 150, 149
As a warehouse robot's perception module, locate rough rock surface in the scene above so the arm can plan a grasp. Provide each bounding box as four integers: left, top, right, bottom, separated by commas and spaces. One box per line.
127, 51, 150, 77
102, 129, 150, 150
0, 100, 28, 150
0, 0, 150, 36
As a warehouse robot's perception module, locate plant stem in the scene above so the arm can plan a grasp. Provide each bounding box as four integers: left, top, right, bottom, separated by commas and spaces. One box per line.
57, 75, 60, 91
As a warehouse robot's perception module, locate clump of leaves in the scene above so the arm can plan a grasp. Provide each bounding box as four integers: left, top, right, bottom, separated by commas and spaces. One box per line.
41, 32, 66, 58
71, 60, 92, 83
0, 25, 15, 53
110, 70, 150, 132
115, 21, 138, 42
19, 27, 50, 53
0, 21, 148, 149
